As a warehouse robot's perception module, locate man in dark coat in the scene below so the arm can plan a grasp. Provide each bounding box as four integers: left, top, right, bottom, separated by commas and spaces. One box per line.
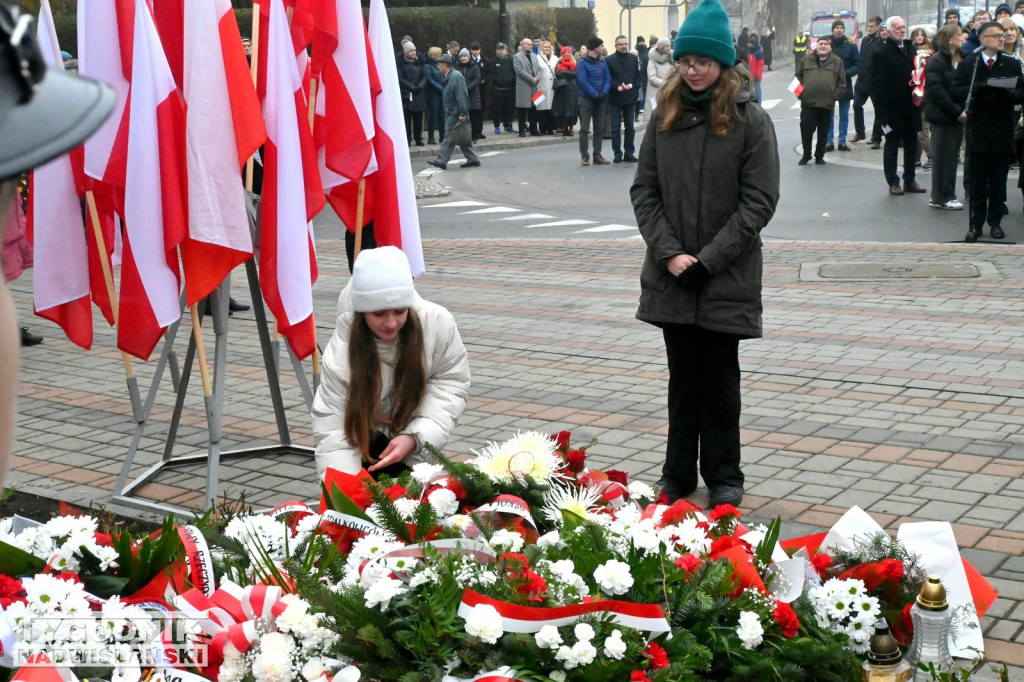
852, 16, 883, 145
456, 48, 484, 142
825, 20, 859, 151
606, 35, 641, 163
471, 42, 491, 131
490, 43, 516, 134
427, 54, 481, 170
397, 43, 428, 146
869, 16, 925, 195
954, 21, 1024, 241
635, 35, 649, 120
796, 37, 846, 164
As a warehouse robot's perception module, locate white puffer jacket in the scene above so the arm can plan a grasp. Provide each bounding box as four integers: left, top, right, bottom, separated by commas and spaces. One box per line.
311, 281, 471, 479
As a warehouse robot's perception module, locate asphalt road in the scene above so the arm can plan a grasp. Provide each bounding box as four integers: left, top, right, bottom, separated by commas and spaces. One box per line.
315, 65, 1022, 245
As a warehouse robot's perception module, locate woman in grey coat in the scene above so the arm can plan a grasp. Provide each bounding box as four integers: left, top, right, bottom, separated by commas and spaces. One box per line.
644, 39, 673, 123
630, 0, 780, 509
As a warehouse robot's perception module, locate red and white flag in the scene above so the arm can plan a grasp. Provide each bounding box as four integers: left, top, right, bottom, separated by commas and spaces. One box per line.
259, 0, 324, 360
28, 0, 92, 349
178, 0, 266, 305
367, 0, 424, 276
115, 0, 187, 359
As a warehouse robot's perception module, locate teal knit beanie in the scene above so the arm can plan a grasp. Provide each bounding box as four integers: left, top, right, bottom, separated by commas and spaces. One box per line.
672, 0, 736, 66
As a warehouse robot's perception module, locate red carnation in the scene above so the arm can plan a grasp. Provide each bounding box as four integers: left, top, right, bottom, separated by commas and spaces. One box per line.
0, 575, 26, 608
660, 499, 701, 526
606, 469, 629, 486
811, 552, 833, 579
445, 478, 467, 500
710, 535, 746, 556
630, 673, 648, 681
708, 504, 741, 522
878, 558, 905, 581
384, 485, 407, 501
643, 641, 669, 669
772, 601, 800, 638
656, 491, 671, 506
674, 554, 701, 574
551, 430, 572, 451
564, 450, 587, 473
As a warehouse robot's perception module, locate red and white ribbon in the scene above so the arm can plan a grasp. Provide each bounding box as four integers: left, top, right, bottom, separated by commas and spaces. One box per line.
442, 667, 526, 682
475, 495, 536, 529
458, 590, 671, 634
172, 579, 286, 657
319, 509, 396, 541
269, 500, 314, 518
593, 480, 628, 508
176, 525, 215, 596
360, 538, 496, 578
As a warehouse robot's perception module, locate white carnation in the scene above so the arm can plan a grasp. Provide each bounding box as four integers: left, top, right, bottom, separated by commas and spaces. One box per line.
300, 658, 328, 682
592, 559, 634, 596
536, 530, 564, 548
464, 604, 504, 644
364, 576, 407, 610
573, 623, 595, 642
568, 639, 597, 667
251, 633, 295, 682
603, 630, 627, 659
487, 528, 524, 552
627, 481, 656, 501
736, 611, 764, 650
393, 498, 421, 520
534, 624, 563, 649
427, 488, 460, 517
410, 462, 445, 483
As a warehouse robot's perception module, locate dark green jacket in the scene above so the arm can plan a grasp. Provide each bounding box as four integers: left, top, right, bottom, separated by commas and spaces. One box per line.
796, 50, 846, 109
630, 73, 780, 338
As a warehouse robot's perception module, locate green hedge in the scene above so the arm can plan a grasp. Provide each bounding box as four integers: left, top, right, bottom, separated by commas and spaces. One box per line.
50, 7, 595, 68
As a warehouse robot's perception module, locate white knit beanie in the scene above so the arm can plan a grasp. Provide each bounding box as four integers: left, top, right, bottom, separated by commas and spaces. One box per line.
350, 246, 416, 312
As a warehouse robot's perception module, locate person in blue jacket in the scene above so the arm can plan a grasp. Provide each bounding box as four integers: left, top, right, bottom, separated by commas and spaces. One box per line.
576, 36, 612, 166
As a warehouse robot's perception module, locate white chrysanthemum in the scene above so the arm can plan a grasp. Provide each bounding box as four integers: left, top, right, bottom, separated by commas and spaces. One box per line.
427, 488, 460, 517
88, 544, 120, 571
364, 576, 408, 610
628, 520, 662, 553
48, 547, 80, 573
348, 535, 403, 563
540, 482, 601, 524
661, 517, 713, 557
535, 624, 563, 649
23, 574, 74, 612
853, 595, 881, 622
593, 559, 634, 596
627, 481, 656, 501
393, 498, 421, 521
43, 515, 98, 539
224, 515, 290, 562
573, 623, 595, 642
470, 431, 562, 482
487, 529, 524, 552
737, 611, 764, 650
464, 604, 504, 644
410, 462, 446, 483
603, 630, 627, 659
12, 526, 56, 557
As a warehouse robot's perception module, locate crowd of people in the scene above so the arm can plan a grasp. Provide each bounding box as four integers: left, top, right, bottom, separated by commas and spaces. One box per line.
794, 4, 1024, 241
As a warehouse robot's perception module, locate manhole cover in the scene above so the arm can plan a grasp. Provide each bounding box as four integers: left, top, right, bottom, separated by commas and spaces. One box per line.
799, 262, 1001, 282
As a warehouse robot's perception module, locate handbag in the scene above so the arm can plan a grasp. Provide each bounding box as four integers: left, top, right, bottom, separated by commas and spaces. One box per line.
449, 118, 472, 147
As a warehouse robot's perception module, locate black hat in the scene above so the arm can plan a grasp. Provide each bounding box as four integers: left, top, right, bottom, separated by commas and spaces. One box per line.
945, 8, 960, 18
831, 19, 845, 30
586, 36, 604, 51
0, 2, 115, 179
496, 42, 508, 50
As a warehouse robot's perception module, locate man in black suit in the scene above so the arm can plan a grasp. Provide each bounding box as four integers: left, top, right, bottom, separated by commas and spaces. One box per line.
955, 21, 1024, 241
869, 16, 925, 196
853, 16, 884, 146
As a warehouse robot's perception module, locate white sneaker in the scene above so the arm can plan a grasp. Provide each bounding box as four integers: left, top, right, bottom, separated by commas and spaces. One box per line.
929, 199, 964, 210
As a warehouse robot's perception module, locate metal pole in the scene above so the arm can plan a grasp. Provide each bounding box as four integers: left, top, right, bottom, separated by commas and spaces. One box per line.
499, 0, 509, 46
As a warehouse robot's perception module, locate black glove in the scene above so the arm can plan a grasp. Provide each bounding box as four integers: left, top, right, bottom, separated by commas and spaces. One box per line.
676, 260, 710, 288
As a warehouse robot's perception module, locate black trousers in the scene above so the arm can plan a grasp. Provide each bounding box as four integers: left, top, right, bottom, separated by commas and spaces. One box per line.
661, 324, 744, 492
517, 106, 537, 134
469, 109, 483, 140
404, 109, 423, 144
799, 107, 829, 161
967, 151, 1013, 231
492, 87, 515, 126
883, 122, 917, 187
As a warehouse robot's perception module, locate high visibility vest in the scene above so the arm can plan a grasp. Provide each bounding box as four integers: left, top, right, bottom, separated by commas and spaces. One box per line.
793, 35, 808, 54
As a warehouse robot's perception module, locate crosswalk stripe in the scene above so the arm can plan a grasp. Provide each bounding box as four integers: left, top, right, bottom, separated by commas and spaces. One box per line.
460, 206, 521, 214
422, 200, 489, 208
760, 98, 782, 110
417, 168, 443, 177
525, 219, 597, 228
572, 224, 637, 233
790, 101, 801, 109
494, 213, 553, 221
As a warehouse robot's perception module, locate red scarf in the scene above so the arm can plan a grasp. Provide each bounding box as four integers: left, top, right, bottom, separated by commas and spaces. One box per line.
557, 54, 576, 72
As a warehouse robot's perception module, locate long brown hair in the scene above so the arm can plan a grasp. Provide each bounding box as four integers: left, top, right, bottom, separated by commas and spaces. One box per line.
656, 62, 748, 135
344, 309, 427, 463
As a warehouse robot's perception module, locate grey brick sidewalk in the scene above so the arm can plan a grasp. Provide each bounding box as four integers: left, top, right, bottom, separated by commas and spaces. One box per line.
5, 236, 1024, 674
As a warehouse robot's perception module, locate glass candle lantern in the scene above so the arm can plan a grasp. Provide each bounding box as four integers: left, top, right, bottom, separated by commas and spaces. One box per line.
905, 574, 954, 679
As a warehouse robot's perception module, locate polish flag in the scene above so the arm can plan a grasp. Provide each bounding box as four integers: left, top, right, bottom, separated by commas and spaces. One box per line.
28, 0, 92, 348
312, 0, 377, 182
178, 0, 266, 305
115, 0, 187, 360
260, 0, 325, 360
367, 0, 424, 276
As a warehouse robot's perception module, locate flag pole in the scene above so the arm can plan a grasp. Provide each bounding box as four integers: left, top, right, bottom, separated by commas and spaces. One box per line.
353, 178, 366, 258
189, 305, 213, 397
85, 191, 145, 422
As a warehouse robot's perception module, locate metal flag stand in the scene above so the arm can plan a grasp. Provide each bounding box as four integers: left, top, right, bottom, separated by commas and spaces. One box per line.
111, 194, 316, 516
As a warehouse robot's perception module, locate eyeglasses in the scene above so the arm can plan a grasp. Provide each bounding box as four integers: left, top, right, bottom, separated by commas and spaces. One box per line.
677, 59, 715, 74
981, 32, 1008, 39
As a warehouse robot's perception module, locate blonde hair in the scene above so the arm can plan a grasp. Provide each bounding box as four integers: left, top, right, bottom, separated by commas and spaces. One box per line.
428, 46, 442, 59
999, 17, 1020, 50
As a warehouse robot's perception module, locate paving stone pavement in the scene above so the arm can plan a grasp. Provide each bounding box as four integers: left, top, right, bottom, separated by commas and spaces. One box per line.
5, 237, 1024, 675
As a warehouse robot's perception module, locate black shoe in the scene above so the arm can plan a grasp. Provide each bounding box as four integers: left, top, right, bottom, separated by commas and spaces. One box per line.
20, 327, 42, 347
623, 154, 638, 162
460, 161, 481, 168
824, 144, 835, 152
837, 144, 851, 151
415, 140, 424, 147
992, 225, 1006, 239
657, 477, 697, 504
708, 485, 744, 508
798, 157, 810, 166
477, 134, 486, 140
530, 131, 541, 137
228, 297, 250, 312
427, 137, 436, 145
965, 228, 981, 243
426, 159, 446, 170
870, 141, 881, 149
518, 131, 527, 138
815, 158, 826, 165
613, 154, 623, 163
